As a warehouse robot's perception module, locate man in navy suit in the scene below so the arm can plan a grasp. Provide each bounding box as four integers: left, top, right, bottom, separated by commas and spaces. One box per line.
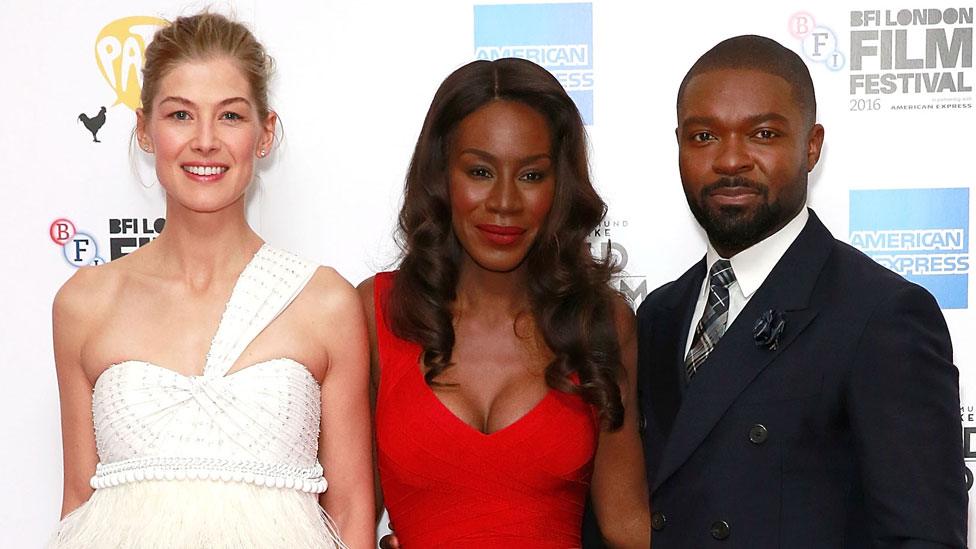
635, 35, 968, 547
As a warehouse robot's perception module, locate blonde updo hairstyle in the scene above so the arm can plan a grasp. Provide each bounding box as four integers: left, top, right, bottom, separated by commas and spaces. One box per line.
140, 13, 274, 119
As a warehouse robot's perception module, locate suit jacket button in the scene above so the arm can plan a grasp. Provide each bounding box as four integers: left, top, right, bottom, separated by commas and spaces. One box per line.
748, 424, 768, 444
639, 412, 647, 433
710, 520, 730, 540
651, 511, 666, 531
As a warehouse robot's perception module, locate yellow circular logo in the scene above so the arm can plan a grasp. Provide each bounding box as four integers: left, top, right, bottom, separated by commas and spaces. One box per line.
95, 16, 168, 111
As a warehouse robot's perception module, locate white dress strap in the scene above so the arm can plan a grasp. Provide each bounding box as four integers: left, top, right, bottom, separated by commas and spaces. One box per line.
203, 244, 317, 378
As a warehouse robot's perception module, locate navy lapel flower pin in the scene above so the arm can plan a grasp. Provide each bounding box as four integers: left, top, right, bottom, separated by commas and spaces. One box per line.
753, 309, 786, 351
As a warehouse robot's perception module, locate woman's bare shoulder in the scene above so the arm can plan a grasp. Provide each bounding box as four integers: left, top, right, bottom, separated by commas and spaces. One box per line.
53, 260, 128, 324
609, 292, 636, 334
301, 266, 362, 319
356, 275, 376, 313
52, 260, 133, 376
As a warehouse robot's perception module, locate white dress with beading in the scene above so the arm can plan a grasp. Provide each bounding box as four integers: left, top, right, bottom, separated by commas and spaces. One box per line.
51, 245, 346, 549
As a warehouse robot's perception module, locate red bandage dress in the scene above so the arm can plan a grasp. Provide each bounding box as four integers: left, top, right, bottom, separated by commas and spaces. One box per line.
373, 272, 599, 548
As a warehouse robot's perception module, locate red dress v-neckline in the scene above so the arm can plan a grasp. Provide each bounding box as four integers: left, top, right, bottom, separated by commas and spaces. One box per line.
406, 347, 559, 440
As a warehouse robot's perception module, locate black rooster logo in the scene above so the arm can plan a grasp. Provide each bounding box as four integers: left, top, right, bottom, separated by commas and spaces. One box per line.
78, 106, 107, 143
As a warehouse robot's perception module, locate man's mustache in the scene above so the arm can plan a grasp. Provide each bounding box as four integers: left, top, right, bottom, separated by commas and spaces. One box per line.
702, 177, 767, 196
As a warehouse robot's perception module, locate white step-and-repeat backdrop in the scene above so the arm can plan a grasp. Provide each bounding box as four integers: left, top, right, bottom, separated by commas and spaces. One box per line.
1, 1, 973, 545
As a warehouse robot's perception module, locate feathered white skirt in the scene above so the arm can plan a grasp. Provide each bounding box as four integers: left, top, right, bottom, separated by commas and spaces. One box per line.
50, 480, 346, 549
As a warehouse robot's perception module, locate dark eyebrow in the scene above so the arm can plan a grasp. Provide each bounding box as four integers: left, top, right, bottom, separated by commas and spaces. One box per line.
459, 148, 551, 164
680, 112, 790, 128
743, 112, 790, 126
158, 96, 252, 108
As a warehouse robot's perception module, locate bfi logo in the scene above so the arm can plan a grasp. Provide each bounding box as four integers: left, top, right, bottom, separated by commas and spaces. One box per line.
50, 218, 104, 267
789, 12, 846, 71
50, 217, 165, 268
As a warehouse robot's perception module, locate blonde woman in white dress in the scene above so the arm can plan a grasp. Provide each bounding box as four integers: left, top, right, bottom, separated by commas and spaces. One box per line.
50, 13, 374, 548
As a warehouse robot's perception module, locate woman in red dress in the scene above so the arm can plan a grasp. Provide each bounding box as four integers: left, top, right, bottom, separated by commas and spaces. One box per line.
359, 58, 649, 548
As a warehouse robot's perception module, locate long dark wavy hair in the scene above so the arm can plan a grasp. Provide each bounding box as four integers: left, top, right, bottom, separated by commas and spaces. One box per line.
387, 58, 625, 430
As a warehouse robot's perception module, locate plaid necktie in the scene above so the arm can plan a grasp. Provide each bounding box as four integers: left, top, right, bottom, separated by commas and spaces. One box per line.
684, 259, 736, 381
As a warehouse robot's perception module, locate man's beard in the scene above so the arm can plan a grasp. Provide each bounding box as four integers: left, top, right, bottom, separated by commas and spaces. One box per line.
685, 176, 793, 254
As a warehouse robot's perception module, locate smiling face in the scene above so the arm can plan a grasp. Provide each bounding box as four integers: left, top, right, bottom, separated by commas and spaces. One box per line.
448, 100, 556, 274
136, 56, 275, 214
677, 68, 824, 257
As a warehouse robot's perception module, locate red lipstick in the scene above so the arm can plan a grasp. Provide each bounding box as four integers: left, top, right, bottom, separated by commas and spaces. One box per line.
476, 224, 526, 245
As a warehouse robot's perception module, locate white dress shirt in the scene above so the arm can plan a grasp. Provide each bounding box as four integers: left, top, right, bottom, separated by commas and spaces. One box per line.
684, 208, 810, 358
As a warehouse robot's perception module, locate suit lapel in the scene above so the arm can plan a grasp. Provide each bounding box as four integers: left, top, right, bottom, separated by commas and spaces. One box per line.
652, 211, 835, 492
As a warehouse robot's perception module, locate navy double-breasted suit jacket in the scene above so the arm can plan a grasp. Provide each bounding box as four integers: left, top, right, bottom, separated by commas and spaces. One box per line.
635, 210, 967, 547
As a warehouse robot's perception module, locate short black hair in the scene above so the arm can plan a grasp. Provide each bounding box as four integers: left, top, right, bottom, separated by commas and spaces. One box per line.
677, 35, 817, 126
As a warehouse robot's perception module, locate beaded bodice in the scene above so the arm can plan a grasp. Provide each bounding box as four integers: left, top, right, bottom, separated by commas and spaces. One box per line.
89, 245, 327, 493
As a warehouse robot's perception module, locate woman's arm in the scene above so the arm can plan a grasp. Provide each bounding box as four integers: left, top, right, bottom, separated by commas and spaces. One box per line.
356, 277, 402, 549
590, 298, 651, 548
53, 271, 100, 518
355, 276, 388, 522
316, 269, 376, 548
